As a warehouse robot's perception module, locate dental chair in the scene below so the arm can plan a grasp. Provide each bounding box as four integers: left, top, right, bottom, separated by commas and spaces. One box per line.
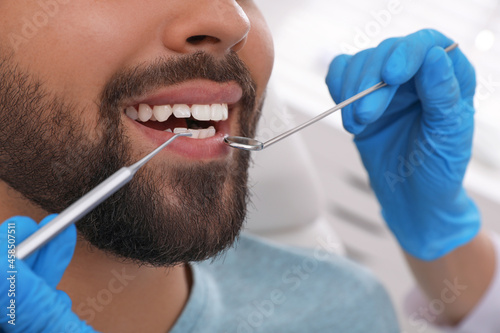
244, 86, 345, 256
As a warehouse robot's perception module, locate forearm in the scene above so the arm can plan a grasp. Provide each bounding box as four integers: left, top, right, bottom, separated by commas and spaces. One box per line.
405, 230, 496, 326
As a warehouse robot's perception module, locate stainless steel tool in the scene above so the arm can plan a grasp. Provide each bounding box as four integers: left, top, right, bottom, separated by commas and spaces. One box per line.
224, 43, 459, 151
16, 132, 192, 260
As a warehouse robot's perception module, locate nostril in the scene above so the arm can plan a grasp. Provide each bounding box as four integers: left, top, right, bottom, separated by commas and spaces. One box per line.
186, 35, 220, 45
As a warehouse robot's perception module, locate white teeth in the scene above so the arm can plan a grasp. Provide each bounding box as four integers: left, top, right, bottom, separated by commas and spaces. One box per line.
210, 104, 223, 121
173, 127, 188, 134
173, 105, 191, 118
201, 126, 216, 139
191, 105, 211, 121
125, 103, 229, 122
153, 105, 173, 122
222, 104, 229, 121
165, 128, 173, 133
138, 104, 153, 122
125, 106, 138, 120
187, 129, 200, 139
185, 126, 216, 139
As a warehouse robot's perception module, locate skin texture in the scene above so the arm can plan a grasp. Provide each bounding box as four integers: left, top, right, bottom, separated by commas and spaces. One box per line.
0, 1, 273, 331
0, 2, 494, 332
406, 232, 495, 326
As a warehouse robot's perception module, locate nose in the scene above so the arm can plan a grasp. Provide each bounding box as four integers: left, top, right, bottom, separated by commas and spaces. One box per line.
162, 0, 251, 55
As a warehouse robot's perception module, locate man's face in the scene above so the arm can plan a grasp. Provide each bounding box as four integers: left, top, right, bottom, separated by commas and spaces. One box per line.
0, 1, 274, 266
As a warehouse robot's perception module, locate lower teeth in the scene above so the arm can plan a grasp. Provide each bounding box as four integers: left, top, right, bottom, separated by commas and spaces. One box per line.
172, 126, 216, 139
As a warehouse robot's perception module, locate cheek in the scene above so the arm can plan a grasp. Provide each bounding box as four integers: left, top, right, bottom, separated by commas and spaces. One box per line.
1, 3, 155, 104
240, 15, 274, 102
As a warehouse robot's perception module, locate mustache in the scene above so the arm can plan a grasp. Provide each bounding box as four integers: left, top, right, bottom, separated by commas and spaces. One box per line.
100, 51, 257, 111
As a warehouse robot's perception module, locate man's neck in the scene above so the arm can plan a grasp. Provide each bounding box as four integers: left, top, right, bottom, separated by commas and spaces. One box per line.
58, 238, 191, 333
0, 182, 47, 222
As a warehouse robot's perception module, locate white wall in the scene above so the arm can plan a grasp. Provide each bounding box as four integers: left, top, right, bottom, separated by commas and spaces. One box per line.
255, 0, 500, 203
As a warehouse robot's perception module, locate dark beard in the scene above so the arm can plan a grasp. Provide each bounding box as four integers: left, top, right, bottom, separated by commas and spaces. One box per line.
0, 51, 259, 267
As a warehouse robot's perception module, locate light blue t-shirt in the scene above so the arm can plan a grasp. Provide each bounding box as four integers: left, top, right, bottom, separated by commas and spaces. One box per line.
171, 234, 399, 333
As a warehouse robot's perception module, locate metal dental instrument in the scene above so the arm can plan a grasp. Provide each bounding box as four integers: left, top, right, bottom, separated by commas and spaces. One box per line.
16, 132, 192, 260
224, 43, 459, 152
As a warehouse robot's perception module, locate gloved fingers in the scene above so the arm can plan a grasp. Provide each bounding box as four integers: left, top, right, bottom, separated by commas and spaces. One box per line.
415, 46, 464, 126
0, 218, 40, 327
326, 53, 352, 104
1, 259, 93, 332
382, 29, 454, 86
337, 49, 372, 134
32, 214, 77, 289
0, 216, 40, 267
0, 217, 90, 332
56, 289, 74, 307
0, 215, 76, 289
327, 39, 408, 134
447, 47, 477, 99
353, 38, 402, 127
326, 53, 368, 134
383, 29, 475, 99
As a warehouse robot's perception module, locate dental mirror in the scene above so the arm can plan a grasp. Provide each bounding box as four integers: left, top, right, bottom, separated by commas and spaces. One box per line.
224, 43, 459, 152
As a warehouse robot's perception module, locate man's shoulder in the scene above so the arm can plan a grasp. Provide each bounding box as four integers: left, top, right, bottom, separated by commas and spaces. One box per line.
195, 234, 399, 332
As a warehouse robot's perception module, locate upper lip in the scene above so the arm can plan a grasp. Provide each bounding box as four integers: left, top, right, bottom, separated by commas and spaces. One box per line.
123, 79, 243, 108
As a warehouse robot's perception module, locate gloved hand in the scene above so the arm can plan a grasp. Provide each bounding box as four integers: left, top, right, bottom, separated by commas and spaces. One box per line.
325, 29, 481, 261
0, 215, 97, 332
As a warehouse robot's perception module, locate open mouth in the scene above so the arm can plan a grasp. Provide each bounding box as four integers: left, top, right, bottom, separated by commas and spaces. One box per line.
124, 103, 229, 139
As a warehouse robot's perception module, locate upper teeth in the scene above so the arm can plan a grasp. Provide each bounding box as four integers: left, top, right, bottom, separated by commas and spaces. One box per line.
125, 103, 229, 123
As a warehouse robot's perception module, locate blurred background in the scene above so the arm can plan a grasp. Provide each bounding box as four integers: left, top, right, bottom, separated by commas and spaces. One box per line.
244, 0, 500, 332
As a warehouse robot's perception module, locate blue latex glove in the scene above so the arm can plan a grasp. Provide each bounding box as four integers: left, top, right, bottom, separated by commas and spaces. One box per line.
325, 29, 481, 260
0, 216, 97, 332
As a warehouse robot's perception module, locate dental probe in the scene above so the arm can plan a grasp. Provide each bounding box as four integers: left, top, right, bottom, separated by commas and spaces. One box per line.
224, 43, 459, 151
16, 132, 192, 260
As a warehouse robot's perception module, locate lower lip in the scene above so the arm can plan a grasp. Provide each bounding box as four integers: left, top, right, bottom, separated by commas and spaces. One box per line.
124, 115, 232, 160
